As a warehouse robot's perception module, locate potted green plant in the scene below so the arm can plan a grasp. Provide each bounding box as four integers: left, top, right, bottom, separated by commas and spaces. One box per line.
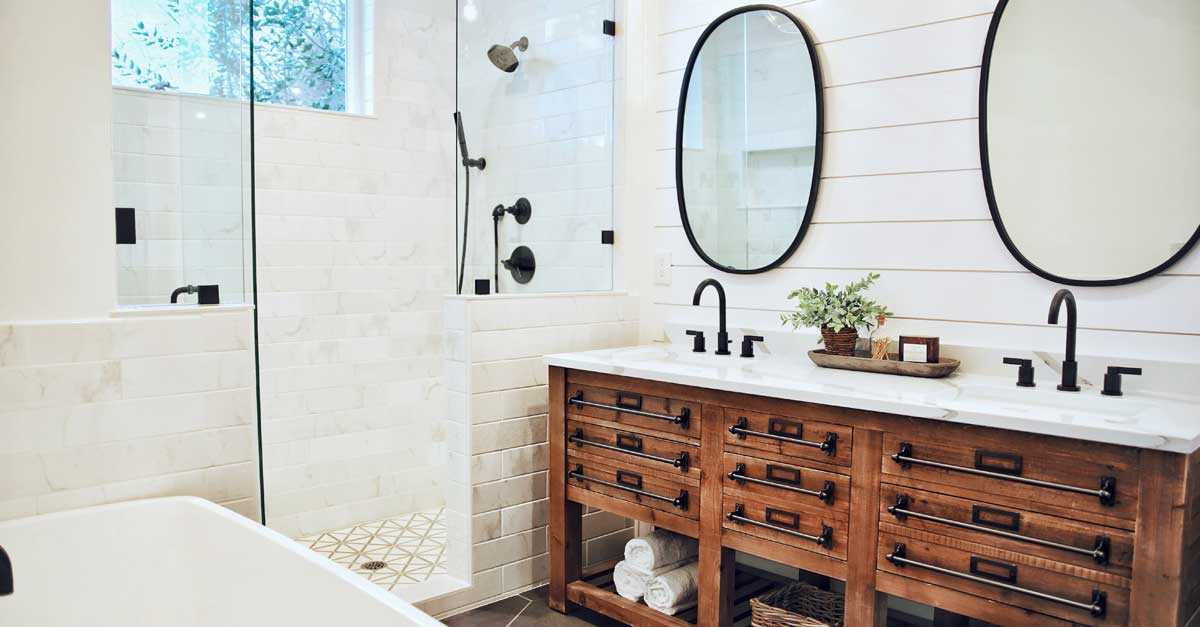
780, 273, 892, 357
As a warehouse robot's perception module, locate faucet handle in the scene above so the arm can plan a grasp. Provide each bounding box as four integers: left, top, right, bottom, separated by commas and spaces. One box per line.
685, 330, 706, 353
1102, 366, 1142, 397
1003, 357, 1036, 388
740, 335, 765, 358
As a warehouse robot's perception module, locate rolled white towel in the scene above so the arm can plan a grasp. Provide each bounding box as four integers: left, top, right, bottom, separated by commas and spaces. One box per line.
612, 559, 691, 602
644, 561, 700, 616
624, 529, 698, 571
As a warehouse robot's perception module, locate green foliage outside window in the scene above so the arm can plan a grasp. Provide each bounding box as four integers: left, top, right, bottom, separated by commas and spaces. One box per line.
112, 0, 348, 111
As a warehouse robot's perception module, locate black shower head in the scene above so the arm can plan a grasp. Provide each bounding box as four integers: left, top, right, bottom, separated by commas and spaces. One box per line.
488, 36, 528, 73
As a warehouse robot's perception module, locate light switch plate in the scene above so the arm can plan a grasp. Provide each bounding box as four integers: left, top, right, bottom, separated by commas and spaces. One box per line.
654, 251, 672, 285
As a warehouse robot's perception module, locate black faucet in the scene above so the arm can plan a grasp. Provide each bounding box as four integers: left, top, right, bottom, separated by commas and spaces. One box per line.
1, 544, 12, 596
693, 279, 731, 355
1048, 288, 1080, 392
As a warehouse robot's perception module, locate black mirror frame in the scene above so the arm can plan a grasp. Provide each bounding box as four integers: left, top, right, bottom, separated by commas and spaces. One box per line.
675, 4, 824, 275
980, 0, 1200, 287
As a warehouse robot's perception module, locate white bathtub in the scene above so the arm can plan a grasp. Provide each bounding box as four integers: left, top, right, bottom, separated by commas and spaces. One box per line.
0, 497, 443, 627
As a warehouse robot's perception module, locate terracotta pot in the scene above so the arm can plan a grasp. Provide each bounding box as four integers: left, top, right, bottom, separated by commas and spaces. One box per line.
821, 327, 859, 357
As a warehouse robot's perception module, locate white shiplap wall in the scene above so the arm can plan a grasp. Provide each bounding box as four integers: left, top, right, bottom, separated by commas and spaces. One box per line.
649, 0, 1200, 362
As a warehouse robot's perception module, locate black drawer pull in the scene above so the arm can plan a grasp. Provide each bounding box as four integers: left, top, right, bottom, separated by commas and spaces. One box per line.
888, 494, 1110, 564
616, 392, 643, 410
727, 463, 834, 504
887, 543, 1106, 617
569, 429, 690, 472
892, 442, 1116, 506
729, 417, 837, 457
726, 504, 833, 547
975, 450, 1023, 476
569, 464, 689, 509
570, 391, 690, 428
970, 556, 1017, 584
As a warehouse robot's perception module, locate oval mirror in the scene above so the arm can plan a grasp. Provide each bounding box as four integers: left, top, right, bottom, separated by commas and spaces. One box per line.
982, 0, 1200, 285
676, 5, 823, 274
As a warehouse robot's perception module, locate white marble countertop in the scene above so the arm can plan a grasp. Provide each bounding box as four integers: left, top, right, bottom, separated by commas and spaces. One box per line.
546, 344, 1200, 453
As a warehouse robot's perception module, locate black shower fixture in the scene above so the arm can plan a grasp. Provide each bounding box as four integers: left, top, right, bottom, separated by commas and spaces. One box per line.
492, 198, 532, 224
488, 36, 529, 73
502, 246, 536, 284
170, 284, 220, 305
453, 111, 485, 170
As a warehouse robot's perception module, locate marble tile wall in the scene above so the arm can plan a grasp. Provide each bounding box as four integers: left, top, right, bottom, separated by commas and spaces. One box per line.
112, 88, 251, 307
0, 309, 259, 521
423, 292, 639, 618
456, 0, 616, 294
253, 0, 460, 540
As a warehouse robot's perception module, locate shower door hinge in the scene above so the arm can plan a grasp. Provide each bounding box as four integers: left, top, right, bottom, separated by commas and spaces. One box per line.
603, 20, 616, 37
115, 207, 136, 244
601, 230, 615, 245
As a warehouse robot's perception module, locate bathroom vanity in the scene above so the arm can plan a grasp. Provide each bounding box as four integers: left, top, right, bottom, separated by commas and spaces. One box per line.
545, 345, 1200, 627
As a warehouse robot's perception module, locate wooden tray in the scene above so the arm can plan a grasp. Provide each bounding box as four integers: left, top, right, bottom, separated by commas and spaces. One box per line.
808, 350, 959, 378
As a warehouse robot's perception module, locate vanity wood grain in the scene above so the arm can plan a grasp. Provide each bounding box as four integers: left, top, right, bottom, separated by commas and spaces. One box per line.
548, 367, 1200, 626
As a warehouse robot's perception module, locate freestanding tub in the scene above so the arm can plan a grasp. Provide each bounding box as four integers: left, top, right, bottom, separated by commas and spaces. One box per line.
0, 497, 443, 626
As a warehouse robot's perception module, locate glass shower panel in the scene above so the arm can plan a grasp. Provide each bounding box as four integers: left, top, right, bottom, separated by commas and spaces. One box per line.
456, 0, 616, 294
111, 0, 252, 306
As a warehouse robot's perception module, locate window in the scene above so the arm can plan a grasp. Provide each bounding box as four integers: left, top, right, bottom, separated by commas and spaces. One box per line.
111, 0, 371, 113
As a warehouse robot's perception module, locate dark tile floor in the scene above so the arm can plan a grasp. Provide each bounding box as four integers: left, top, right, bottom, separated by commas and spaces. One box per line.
443, 585, 627, 627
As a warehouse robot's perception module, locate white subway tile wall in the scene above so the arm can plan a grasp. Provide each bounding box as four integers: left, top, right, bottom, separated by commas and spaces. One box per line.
112, 89, 251, 306
456, 0, 616, 294
0, 311, 259, 521
254, 0, 461, 542
651, 0, 1200, 361
425, 292, 638, 617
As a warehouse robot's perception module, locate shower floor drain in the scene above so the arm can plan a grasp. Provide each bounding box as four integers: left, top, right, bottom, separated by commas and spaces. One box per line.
360, 561, 388, 571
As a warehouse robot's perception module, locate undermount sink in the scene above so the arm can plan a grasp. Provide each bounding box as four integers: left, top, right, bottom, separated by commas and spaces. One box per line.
951, 383, 1152, 421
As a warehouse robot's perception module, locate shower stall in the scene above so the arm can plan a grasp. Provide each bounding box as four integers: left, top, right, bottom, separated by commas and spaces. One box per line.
454, 0, 617, 295
105, 0, 618, 609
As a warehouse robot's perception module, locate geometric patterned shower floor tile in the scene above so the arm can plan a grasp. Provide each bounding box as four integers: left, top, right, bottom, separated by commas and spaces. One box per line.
299, 508, 447, 591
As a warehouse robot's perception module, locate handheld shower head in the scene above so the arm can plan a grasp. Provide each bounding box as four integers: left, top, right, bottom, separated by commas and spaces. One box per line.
487, 36, 528, 73
453, 111, 485, 170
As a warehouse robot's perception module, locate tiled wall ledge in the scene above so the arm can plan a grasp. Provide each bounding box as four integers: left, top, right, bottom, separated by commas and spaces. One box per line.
424, 291, 638, 618
110, 303, 254, 318
0, 308, 259, 522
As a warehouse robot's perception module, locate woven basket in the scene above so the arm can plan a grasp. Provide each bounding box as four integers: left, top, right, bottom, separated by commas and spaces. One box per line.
750, 582, 845, 627
820, 328, 859, 357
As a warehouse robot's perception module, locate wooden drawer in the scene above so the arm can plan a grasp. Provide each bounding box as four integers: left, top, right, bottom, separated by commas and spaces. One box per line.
722, 452, 848, 513
878, 528, 1129, 626
566, 382, 700, 441
721, 493, 847, 560
879, 483, 1134, 579
566, 452, 698, 520
723, 408, 853, 467
567, 419, 700, 480
880, 421, 1138, 522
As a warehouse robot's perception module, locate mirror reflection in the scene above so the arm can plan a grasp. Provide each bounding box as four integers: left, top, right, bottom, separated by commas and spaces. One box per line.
677, 7, 821, 273
983, 0, 1200, 284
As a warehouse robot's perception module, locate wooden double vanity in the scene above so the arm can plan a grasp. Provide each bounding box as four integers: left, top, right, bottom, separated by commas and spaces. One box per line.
545, 350, 1200, 627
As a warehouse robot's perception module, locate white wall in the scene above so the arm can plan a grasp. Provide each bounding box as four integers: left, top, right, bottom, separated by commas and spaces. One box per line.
0, 310, 260, 521
427, 292, 638, 617
254, 0, 460, 539
644, 0, 1200, 362
456, 0, 616, 294
0, 0, 116, 322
